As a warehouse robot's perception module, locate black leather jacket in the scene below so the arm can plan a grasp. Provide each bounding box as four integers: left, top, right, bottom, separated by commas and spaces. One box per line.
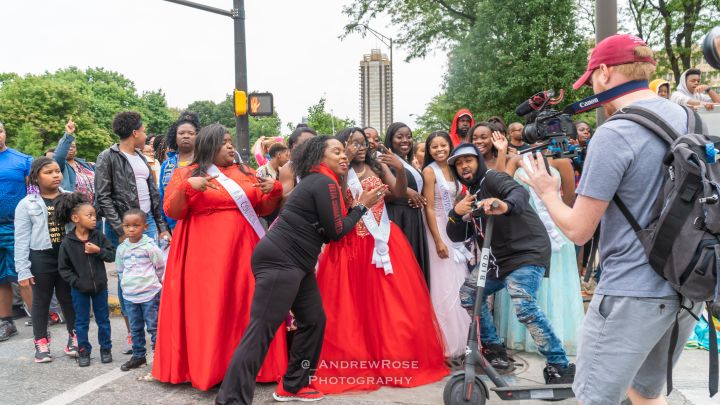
94, 144, 168, 237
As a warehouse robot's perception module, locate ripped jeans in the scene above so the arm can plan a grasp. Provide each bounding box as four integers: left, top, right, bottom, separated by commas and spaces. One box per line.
478, 265, 568, 366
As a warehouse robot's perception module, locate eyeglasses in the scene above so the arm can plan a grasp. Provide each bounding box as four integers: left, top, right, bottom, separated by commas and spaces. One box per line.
351, 141, 369, 149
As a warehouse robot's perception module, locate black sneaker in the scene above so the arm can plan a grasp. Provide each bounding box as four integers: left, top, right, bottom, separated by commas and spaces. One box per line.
64, 333, 79, 357
0, 320, 18, 341
120, 356, 146, 371
78, 349, 90, 367
100, 348, 112, 364
544, 363, 576, 384
481, 343, 513, 370
34, 338, 53, 363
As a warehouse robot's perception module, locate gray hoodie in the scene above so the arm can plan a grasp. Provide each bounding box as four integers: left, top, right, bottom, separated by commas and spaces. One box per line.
670, 69, 712, 106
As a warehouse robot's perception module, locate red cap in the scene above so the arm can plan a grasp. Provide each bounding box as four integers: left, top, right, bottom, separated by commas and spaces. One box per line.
573, 34, 656, 90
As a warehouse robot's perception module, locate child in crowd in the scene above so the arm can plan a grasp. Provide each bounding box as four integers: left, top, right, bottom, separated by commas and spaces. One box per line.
14, 157, 77, 363
116, 209, 164, 371
56, 192, 115, 367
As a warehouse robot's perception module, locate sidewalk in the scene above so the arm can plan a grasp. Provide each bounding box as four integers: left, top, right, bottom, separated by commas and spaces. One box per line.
101, 264, 714, 404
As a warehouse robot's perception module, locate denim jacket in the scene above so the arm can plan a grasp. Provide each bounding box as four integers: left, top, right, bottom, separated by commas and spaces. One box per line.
55, 132, 94, 192
159, 152, 179, 231
14, 190, 71, 281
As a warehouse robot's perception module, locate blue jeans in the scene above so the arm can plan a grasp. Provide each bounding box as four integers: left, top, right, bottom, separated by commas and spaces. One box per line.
71, 288, 112, 353
105, 214, 158, 316
125, 292, 160, 358
479, 265, 568, 366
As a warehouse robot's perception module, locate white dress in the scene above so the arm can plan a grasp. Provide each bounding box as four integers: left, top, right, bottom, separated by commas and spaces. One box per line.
425, 163, 472, 358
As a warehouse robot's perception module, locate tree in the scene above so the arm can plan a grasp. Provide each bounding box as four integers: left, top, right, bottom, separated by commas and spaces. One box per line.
0, 67, 176, 160
302, 98, 356, 135
623, 0, 720, 83
442, 0, 590, 125
342, 0, 479, 60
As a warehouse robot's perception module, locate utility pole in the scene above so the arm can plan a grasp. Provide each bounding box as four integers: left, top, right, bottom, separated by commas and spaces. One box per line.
161, 0, 250, 162
595, 0, 617, 125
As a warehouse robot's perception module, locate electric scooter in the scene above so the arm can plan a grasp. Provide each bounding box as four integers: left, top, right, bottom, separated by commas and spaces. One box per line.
443, 201, 575, 404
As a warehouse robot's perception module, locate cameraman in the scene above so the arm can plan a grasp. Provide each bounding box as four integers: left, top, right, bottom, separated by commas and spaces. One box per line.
445, 143, 575, 384
521, 34, 702, 405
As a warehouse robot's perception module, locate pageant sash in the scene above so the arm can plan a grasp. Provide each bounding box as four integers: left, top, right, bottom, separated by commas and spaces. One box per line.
429, 162, 472, 264
394, 153, 423, 192
347, 168, 393, 275
206, 164, 265, 239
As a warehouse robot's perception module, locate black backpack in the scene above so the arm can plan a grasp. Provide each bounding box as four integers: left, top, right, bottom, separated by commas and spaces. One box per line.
608, 105, 718, 397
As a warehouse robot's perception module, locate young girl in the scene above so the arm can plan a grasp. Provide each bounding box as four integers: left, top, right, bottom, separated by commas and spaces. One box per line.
469, 121, 510, 172
57, 192, 115, 367
421, 131, 471, 362
14, 157, 77, 363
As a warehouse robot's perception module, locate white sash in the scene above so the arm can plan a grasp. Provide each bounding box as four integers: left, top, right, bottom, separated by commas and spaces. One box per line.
206, 165, 265, 239
347, 168, 393, 275
429, 162, 473, 264
394, 153, 423, 192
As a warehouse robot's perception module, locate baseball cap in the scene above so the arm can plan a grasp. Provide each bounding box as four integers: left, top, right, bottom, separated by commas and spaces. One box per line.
448, 143, 479, 166
573, 34, 656, 90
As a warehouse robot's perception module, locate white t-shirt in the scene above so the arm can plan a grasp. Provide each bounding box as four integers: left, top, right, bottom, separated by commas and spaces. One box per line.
122, 151, 151, 213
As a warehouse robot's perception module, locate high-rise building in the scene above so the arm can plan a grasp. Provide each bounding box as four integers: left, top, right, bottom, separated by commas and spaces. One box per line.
359, 49, 393, 134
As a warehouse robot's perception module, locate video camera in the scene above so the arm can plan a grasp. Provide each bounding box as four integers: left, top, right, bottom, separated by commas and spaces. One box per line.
514, 89, 581, 159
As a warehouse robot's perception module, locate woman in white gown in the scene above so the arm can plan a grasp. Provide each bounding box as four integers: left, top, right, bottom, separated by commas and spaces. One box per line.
421, 131, 472, 360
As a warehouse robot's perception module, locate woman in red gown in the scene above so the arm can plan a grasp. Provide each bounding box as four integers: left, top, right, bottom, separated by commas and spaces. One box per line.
313, 128, 448, 394
153, 124, 287, 390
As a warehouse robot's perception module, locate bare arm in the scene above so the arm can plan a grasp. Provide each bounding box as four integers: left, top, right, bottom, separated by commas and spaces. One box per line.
551, 158, 576, 206
422, 167, 441, 244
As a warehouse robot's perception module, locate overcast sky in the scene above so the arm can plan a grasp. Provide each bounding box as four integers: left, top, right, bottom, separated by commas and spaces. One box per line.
2, 0, 448, 132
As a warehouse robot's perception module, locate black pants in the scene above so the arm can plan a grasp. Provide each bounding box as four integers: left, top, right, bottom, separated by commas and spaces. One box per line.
32, 272, 75, 339
216, 239, 326, 405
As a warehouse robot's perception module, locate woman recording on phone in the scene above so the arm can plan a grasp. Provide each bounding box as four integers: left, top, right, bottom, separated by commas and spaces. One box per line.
216, 136, 387, 404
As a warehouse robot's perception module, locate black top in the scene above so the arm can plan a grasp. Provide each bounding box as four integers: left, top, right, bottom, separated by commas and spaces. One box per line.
58, 229, 115, 295
266, 172, 366, 271
29, 197, 64, 274
446, 170, 551, 279
387, 165, 421, 207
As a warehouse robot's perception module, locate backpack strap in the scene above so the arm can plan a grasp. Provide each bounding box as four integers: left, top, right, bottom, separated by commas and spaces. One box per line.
612, 195, 642, 232
608, 106, 681, 145
708, 301, 719, 397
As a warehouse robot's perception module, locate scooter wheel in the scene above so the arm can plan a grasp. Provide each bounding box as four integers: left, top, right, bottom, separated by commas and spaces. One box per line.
443, 374, 488, 405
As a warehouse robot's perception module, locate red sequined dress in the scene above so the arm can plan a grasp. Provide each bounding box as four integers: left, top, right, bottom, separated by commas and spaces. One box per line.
313, 175, 448, 394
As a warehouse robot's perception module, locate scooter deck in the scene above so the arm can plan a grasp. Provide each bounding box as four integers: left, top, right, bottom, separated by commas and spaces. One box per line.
491, 384, 574, 401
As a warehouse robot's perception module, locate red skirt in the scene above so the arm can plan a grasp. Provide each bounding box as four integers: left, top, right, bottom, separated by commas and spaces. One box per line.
152, 210, 288, 390
313, 223, 448, 393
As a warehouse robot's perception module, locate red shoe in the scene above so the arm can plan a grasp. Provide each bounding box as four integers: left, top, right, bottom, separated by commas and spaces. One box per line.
272, 385, 324, 402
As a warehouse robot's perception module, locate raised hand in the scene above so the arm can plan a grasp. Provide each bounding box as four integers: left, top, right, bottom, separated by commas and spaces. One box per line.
187, 175, 219, 192
65, 119, 76, 134
491, 131, 508, 153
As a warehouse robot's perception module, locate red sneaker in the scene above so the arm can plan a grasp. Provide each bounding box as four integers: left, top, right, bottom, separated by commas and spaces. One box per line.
272, 385, 324, 402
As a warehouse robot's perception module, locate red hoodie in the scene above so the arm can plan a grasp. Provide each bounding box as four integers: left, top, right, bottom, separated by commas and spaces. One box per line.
449, 109, 474, 147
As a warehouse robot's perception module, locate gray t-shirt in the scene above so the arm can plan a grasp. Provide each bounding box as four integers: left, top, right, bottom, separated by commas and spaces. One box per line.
577, 97, 688, 298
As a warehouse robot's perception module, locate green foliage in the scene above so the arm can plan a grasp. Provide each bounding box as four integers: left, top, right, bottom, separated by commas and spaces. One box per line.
0, 67, 176, 161
342, 0, 479, 60
303, 98, 356, 136
187, 94, 235, 128
418, 0, 590, 129
622, 0, 720, 83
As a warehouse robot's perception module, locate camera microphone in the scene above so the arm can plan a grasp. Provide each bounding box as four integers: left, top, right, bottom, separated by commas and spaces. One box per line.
515, 91, 550, 117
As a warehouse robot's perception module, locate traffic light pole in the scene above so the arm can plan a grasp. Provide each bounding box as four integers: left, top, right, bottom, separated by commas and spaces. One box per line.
595, 0, 617, 125
161, 0, 250, 162
233, 0, 250, 163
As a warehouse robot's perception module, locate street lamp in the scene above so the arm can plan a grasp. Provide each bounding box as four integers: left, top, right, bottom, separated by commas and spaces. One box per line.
161, 0, 251, 162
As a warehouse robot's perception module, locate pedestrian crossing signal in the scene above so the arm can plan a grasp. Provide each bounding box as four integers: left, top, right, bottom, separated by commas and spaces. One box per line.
234, 90, 247, 116
249, 93, 273, 116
